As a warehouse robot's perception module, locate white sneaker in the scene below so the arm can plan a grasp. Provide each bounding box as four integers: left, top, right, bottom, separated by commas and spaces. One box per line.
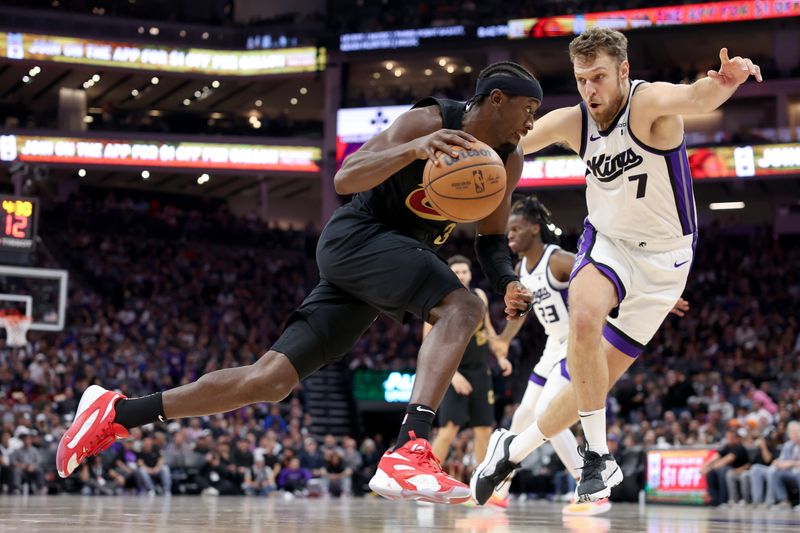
469, 429, 519, 506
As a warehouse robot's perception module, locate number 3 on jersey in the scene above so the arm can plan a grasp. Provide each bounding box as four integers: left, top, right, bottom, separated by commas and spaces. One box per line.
433, 222, 456, 245
535, 304, 560, 324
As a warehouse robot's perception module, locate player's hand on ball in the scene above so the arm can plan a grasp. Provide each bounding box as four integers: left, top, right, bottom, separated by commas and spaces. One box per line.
451, 371, 473, 395
415, 129, 477, 165
504, 281, 532, 320
707, 48, 762, 86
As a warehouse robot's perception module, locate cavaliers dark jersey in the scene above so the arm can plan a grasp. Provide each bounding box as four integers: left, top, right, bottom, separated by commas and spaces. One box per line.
348, 97, 510, 249
459, 289, 491, 370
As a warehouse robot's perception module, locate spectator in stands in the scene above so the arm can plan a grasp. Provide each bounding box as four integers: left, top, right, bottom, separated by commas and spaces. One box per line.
10, 430, 44, 494
110, 440, 138, 492
231, 438, 255, 483
78, 456, 118, 495
0, 431, 13, 493
748, 428, 780, 505
341, 437, 363, 495
701, 429, 750, 506
277, 457, 312, 496
263, 404, 288, 434
199, 451, 240, 496
324, 452, 352, 497
768, 421, 800, 509
136, 435, 172, 495
242, 457, 277, 496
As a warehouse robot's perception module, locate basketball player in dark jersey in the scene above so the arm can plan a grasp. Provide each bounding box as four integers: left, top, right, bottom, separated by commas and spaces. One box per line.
57, 62, 543, 504
430, 255, 512, 506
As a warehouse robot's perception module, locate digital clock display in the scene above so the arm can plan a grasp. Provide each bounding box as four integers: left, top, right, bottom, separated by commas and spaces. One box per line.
0, 196, 37, 251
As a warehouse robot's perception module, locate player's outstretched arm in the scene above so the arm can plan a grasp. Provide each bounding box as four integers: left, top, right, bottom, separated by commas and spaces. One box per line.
334, 106, 476, 195
519, 105, 582, 156
635, 48, 762, 119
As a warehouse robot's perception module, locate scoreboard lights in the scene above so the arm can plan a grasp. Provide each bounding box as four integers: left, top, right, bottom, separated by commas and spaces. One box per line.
0, 196, 37, 251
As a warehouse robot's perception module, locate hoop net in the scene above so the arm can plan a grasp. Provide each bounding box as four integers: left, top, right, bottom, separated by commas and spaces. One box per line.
0, 314, 32, 347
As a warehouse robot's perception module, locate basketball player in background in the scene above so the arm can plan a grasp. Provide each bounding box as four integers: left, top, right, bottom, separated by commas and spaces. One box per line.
57, 62, 542, 505
472, 27, 759, 504
428, 255, 512, 507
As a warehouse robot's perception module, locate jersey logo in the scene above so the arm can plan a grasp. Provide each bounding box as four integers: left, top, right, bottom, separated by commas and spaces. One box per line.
531, 286, 552, 305
405, 184, 448, 221
589, 134, 601, 141
586, 148, 644, 182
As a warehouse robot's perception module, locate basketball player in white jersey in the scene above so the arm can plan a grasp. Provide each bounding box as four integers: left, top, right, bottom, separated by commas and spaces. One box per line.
471, 27, 759, 505
489, 194, 610, 515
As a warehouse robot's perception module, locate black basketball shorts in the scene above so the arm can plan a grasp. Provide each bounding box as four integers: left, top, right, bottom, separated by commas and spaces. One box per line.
437, 366, 495, 428
271, 207, 464, 379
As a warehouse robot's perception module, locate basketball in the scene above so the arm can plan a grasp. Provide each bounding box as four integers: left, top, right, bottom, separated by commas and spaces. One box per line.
422, 141, 507, 223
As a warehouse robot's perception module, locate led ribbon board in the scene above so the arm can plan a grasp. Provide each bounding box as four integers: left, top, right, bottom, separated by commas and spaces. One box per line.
0, 135, 321, 172
0, 31, 325, 75
508, 0, 800, 39
519, 143, 800, 188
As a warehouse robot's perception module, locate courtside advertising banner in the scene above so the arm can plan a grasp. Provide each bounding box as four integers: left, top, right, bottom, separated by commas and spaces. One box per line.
646, 448, 717, 504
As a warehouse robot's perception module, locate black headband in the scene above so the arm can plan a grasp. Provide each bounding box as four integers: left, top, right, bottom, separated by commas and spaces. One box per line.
474, 76, 543, 102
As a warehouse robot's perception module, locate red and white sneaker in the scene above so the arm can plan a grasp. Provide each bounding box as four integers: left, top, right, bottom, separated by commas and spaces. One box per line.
56, 385, 130, 478
369, 432, 470, 504
562, 497, 612, 516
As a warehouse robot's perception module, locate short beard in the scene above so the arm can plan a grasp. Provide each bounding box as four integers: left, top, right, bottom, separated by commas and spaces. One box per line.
599, 78, 627, 124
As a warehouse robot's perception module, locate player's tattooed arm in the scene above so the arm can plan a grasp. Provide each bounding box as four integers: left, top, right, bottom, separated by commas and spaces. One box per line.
334, 106, 475, 195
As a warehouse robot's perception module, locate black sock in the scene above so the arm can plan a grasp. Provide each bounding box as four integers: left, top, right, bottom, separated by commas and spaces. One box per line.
113, 392, 165, 429
395, 403, 436, 448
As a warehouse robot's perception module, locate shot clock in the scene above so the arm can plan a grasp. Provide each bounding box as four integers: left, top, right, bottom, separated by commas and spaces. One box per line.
0, 196, 38, 251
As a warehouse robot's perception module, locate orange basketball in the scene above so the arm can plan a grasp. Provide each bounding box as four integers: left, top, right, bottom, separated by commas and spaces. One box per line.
422, 141, 507, 223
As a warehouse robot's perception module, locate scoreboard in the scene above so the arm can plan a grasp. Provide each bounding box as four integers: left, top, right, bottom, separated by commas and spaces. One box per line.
0, 196, 38, 252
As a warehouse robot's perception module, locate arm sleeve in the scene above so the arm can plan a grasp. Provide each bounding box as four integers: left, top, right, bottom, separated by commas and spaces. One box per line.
475, 234, 519, 296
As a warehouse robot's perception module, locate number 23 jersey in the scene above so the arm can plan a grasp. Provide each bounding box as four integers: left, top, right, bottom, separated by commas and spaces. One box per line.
580, 79, 697, 244
518, 244, 570, 342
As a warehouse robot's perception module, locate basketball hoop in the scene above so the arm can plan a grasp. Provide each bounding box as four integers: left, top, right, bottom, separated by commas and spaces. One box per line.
0, 312, 32, 347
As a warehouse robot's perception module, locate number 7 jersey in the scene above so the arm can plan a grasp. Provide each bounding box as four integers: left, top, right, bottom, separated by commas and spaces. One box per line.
518, 244, 570, 342
580, 79, 697, 244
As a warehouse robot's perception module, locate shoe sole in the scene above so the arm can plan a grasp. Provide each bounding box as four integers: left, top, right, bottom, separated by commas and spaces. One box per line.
575, 467, 623, 502
562, 501, 612, 516
469, 429, 509, 505
368, 468, 470, 505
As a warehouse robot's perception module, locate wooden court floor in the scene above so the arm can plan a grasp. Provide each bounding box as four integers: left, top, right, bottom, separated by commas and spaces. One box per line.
1, 495, 799, 532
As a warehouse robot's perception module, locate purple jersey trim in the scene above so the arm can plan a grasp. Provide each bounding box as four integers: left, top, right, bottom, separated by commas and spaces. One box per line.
602, 323, 645, 358
529, 372, 547, 386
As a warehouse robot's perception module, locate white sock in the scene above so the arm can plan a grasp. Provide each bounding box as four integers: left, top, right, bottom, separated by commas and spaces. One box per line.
549, 429, 582, 479
508, 420, 548, 464
579, 408, 609, 455
509, 383, 542, 434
